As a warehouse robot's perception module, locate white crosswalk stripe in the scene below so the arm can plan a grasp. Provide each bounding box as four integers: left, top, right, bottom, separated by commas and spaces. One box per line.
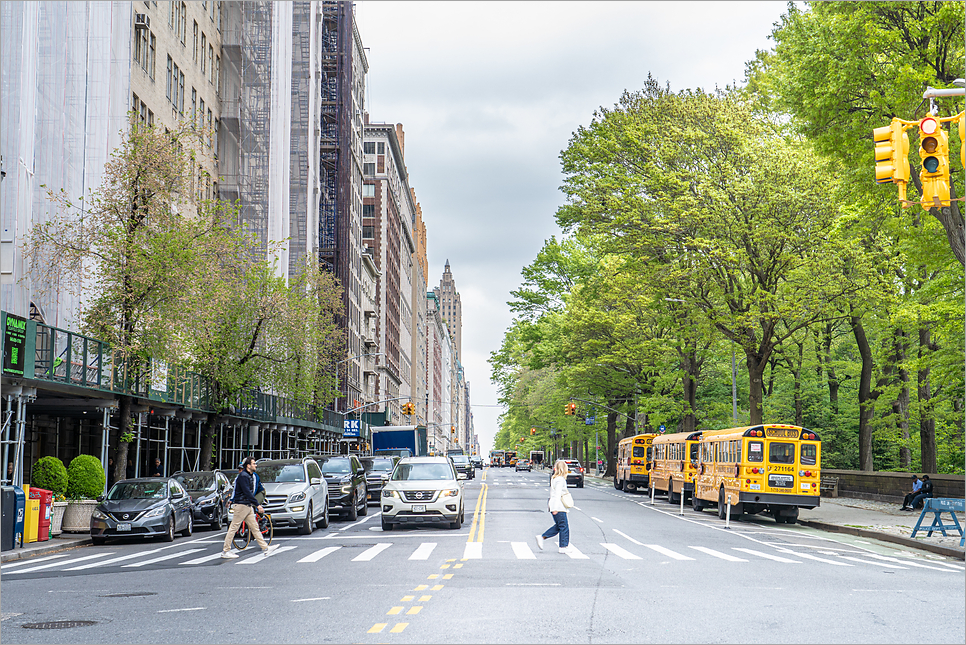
5, 552, 114, 574
643, 544, 695, 561
837, 556, 908, 569
772, 549, 852, 566
564, 545, 589, 559
122, 549, 204, 568
511, 542, 536, 559
688, 546, 748, 562
857, 552, 957, 572
463, 542, 483, 559
409, 543, 437, 561
352, 543, 391, 562
601, 543, 641, 560
0, 553, 70, 570
732, 548, 800, 563
297, 546, 342, 563
181, 551, 228, 565
237, 545, 298, 564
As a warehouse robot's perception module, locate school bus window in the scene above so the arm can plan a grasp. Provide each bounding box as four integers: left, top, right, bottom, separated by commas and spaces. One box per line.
769, 442, 795, 464
801, 444, 817, 466
689, 443, 698, 461
748, 441, 763, 462
647, 447, 652, 461
633, 446, 646, 458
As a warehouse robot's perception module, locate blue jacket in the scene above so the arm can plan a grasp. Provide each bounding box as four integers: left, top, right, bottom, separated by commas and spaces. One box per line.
232, 470, 260, 507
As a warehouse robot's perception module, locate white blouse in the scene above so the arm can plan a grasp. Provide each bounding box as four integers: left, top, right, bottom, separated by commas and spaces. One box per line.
548, 475, 569, 513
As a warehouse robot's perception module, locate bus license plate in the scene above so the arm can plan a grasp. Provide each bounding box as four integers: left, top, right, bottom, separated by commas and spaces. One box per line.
412, 505, 426, 513
801, 483, 811, 490
769, 474, 793, 488
749, 484, 761, 491
117, 523, 132, 531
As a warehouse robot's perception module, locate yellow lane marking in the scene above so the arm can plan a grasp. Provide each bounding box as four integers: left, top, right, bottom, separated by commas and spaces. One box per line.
414, 585, 428, 591
428, 574, 439, 579
431, 585, 444, 591
443, 574, 454, 580
419, 595, 431, 602
387, 607, 403, 615
390, 624, 408, 633
446, 558, 456, 562
401, 595, 414, 601
477, 484, 488, 542
406, 606, 422, 615
440, 564, 450, 569
467, 484, 486, 542
368, 624, 387, 634
453, 564, 463, 569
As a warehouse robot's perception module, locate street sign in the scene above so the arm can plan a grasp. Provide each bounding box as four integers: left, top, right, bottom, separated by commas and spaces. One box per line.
585, 416, 595, 425
658, 424, 666, 433
343, 419, 361, 438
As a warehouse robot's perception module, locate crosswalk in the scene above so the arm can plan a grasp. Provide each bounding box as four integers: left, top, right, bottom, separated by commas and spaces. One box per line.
3, 538, 962, 575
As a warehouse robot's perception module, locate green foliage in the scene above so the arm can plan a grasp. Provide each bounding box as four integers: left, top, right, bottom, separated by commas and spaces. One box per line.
66, 455, 106, 500
30, 456, 68, 496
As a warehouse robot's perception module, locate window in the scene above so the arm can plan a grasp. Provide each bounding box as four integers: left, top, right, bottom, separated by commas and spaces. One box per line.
212, 181, 218, 199
363, 142, 375, 154
362, 204, 375, 217
377, 156, 385, 173
801, 444, 817, 466
133, 27, 145, 68
179, 70, 185, 112
207, 108, 213, 146
214, 118, 219, 154
190, 88, 197, 124
362, 226, 375, 238
363, 184, 374, 197
200, 33, 206, 73
169, 0, 176, 28
148, 34, 156, 79
768, 442, 795, 464
166, 56, 173, 100
199, 98, 205, 129
363, 163, 375, 175
377, 142, 385, 154
216, 1, 220, 30
192, 21, 198, 62
214, 56, 220, 93
208, 45, 214, 83
180, 2, 187, 44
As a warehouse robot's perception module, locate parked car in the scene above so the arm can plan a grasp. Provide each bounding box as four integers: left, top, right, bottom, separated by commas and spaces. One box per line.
256, 458, 329, 534
310, 455, 368, 520
515, 459, 532, 472
91, 478, 193, 544
381, 456, 464, 531
359, 456, 399, 505
450, 454, 474, 480
173, 470, 232, 529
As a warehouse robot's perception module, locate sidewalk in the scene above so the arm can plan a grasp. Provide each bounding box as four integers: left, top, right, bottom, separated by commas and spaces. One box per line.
583, 472, 965, 560
1, 534, 91, 564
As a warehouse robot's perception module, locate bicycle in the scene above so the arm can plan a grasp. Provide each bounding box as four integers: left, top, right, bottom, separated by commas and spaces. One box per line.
231, 506, 274, 550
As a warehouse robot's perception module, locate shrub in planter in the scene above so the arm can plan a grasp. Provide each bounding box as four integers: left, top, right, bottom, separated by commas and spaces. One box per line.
66, 455, 106, 499
31, 456, 68, 496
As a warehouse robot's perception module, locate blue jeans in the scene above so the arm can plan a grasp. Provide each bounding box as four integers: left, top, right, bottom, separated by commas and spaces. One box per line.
542, 511, 569, 548
910, 492, 932, 510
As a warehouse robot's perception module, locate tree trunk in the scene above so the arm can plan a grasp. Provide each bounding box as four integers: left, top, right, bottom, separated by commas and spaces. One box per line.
603, 409, 619, 479
112, 395, 133, 483
822, 324, 840, 416
894, 330, 911, 469
745, 351, 766, 426
624, 411, 635, 439
850, 315, 875, 471
198, 412, 217, 470
680, 347, 698, 433
918, 326, 937, 473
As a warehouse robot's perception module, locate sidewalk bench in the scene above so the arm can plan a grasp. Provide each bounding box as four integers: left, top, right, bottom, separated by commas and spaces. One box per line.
820, 476, 839, 498
911, 498, 965, 547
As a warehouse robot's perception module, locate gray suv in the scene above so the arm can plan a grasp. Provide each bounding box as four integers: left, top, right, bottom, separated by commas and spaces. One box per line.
256, 458, 329, 534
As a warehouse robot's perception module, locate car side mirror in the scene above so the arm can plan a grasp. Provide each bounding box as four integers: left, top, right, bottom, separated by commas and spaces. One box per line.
96, 495, 105, 502
310, 477, 322, 485
173, 490, 185, 499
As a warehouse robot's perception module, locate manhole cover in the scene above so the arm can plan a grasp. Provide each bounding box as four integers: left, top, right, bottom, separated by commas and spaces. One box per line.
98, 592, 157, 598
22, 621, 97, 630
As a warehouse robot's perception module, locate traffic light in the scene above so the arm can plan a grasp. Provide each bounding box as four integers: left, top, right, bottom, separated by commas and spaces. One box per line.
917, 115, 950, 209
530, 427, 536, 435
873, 118, 910, 202
565, 402, 576, 416
401, 402, 413, 415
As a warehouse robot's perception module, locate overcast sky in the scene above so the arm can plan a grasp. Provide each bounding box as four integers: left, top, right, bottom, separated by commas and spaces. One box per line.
353, 1, 790, 454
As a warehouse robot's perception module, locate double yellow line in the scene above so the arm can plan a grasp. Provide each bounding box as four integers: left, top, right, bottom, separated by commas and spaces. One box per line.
467, 480, 488, 543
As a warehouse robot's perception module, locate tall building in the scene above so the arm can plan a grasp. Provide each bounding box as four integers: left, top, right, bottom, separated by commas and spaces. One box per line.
410, 193, 428, 428
434, 260, 462, 359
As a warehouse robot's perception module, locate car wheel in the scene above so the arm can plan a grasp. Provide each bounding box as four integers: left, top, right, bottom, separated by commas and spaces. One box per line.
298, 503, 314, 535
381, 516, 393, 531
92, 535, 106, 546
316, 505, 329, 530
181, 514, 193, 537
162, 515, 176, 542
358, 487, 368, 516
577, 480, 584, 488
211, 505, 224, 530
346, 493, 358, 521
450, 513, 462, 530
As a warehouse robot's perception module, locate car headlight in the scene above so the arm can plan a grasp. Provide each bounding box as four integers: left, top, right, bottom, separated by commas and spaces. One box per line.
144, 506, 167, 519
198, 497, 216, 507
382, 489, 399, 498
288, 491, 306, 503
440, 489, 460, 498
340, 483, 353, 493
92, 509, 108, 520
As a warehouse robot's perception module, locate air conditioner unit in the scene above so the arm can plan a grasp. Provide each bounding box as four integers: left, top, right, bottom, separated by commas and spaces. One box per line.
134, 14, 150, 30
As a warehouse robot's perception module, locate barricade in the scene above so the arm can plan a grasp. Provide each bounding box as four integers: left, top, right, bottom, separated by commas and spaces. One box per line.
911, 498, 965, 547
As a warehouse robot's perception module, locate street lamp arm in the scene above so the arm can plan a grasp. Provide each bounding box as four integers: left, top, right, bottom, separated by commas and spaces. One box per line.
566, 396, 636, 422
343, 395, 411, 416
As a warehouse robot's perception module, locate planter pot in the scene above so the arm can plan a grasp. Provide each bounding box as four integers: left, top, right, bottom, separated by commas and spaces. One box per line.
50, 501, 69, 536
62, 499, 99, 533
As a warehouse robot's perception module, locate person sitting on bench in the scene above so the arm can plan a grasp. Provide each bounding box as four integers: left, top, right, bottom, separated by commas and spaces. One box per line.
909, 475, 934, 511
900, 474, 922, 511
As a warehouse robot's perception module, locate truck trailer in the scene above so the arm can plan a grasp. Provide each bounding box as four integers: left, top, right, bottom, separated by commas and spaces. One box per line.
371, 425, 428, 458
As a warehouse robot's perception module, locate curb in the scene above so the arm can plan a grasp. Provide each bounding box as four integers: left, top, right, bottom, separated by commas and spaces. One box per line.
0, 537, 92, 564
797, 519, 965, 561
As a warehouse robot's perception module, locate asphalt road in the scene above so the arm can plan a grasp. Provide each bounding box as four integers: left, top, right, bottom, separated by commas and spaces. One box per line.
2, 467, 964, 644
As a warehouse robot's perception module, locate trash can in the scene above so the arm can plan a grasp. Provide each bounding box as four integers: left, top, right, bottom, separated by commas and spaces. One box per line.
34, 488, 52, 542
24, 485, 40, 544
1, 486, 16, 551
13, 486, 25, 547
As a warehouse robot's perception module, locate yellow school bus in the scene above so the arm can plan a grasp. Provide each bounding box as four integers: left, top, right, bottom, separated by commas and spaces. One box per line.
650, 431, 702, 504
614, 434, 657, 492
692, 424, 821, 523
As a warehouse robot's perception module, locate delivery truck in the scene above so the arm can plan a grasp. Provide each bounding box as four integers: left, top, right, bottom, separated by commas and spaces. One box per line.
371, 425, 428, 458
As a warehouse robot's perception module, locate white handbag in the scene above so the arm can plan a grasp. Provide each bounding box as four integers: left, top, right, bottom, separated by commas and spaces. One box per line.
561, 490, 575, 509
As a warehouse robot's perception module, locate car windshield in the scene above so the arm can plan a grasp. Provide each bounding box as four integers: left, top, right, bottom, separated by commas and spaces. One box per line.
107, 482, 168, 500
257, 463, 306, 483
220, 470, 240, 483
317, 458, 352, 474
452, 456, 469, 464
392, 463, 455, 481
174, 473, 216, 491
368, 459, 394, 472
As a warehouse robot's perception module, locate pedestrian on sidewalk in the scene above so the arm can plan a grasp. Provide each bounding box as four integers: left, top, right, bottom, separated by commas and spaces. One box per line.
909, 475, 934, 510
222, 457, 278, 559
536, 459, 572, 554
899, 475, 922, 510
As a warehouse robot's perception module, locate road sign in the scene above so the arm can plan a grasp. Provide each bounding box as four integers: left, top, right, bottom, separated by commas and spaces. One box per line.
585, 416, 595, 425
343, 419, 360, 438
658, 424, 666, 433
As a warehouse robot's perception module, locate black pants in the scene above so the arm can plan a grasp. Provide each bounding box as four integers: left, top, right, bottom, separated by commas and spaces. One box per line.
901, 492, 918, 508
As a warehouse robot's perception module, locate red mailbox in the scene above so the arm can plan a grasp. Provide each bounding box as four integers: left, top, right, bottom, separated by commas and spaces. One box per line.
31, 488, 52, 542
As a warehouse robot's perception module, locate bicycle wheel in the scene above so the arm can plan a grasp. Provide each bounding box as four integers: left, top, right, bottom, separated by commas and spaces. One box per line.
259, 513, 273, 545
232, 521, 251, 550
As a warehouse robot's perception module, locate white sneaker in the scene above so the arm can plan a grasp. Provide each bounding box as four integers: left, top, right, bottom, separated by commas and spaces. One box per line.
221, 550, 239, 559
262, 544, 280, 557
559, 546, 572, 554
535, 535, 545, 551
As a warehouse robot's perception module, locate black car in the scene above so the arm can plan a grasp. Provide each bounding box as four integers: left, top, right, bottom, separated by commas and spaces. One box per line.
173, 470, 232, 529
359, 456, 399, 505
310, 455, 368, 520
450, 454, 474, 480
90, 478, 193, 544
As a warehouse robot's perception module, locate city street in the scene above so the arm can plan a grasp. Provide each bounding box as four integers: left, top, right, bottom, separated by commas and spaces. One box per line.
2, 467, 964, 644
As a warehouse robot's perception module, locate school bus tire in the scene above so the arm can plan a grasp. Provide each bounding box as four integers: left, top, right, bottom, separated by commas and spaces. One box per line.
614, 477, 622, 490
717, 487, 727, 520
691, 494, 705, 512
621, 479, 630, 493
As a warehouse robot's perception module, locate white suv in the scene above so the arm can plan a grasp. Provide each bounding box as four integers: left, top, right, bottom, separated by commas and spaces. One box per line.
380, 457, 464, 531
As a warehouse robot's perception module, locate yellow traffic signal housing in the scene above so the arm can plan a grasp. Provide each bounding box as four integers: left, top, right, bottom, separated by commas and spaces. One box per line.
564, 403, 572, 415
917, 116, 950, 209
530, 427, 536, 435
568, 402, 577, 415
873, 118, 910, 201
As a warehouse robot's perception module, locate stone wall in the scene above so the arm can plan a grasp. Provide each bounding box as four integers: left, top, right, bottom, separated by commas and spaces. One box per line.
823, 469, 965, 502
